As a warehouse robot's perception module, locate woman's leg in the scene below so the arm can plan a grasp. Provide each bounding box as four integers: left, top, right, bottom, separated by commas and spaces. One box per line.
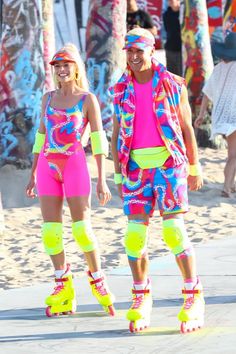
39, 196, 65, 270
67, 195, 101, 272
224, 131, 236, 196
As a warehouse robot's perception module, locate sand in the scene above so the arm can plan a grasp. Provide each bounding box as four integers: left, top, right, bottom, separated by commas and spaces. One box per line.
0, 147, 235, 290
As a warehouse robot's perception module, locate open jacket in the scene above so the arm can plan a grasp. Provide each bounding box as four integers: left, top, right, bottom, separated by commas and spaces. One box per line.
109, 58, 188, 177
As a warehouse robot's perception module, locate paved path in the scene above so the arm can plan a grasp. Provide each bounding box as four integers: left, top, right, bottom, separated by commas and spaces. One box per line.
0, 236, 236, 354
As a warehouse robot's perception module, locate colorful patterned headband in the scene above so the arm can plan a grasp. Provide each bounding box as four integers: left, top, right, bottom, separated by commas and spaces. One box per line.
123, 34, 155, 50
49, 50, 76, 65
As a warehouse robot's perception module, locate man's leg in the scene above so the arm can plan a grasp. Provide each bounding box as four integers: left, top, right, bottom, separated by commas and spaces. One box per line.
126, 213, 150, 281
162, 213, 205, 332
124, 213, 153, 332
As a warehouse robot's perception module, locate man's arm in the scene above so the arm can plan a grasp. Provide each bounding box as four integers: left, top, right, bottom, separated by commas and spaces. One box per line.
111, 115, 123, 198
141, 10, 157, 36
111, 115, 121, 174
178, 85, 203, 191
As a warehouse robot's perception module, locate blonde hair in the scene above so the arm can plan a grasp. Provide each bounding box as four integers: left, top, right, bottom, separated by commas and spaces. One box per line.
52, 43, 89, 91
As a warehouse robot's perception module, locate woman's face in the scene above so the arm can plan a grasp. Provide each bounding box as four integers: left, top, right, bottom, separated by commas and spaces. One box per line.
54, 60, 76, 83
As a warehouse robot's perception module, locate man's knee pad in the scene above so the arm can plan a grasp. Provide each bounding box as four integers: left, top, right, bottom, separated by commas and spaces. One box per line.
124, 221, 148, 259
162, 218, 191, 255
72, 220, 97, 252
42, 222, 63, 255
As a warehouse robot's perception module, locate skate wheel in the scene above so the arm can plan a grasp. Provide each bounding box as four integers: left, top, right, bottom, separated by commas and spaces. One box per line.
45, 306, 53, 317
129, 320, 149, 333
180, 322, 187, 334
108, 305, 115, 316
180, 320, 203, 333
129, 321, 135, 333
68, 310, 76, 315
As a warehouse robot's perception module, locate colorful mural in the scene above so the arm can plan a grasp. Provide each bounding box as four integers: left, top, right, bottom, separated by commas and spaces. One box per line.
182, 0, 214, 116
86, 0, 126, 136
207, 0, 224, 42
0, 0, 54, 167
42, 0, 55, 91
137, 0, 163, 48
224, 0, 236, 35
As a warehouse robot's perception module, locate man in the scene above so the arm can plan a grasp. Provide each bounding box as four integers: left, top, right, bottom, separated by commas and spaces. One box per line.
110, 28, 205, 333
127, 0, 157, 36
163, 0, 182, 76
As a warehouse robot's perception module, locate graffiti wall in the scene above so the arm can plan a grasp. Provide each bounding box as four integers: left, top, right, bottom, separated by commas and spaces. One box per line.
207, 0, 224, 41
224, 0, 236, 35
42, 0, 55, 91
86, 0, 126, 136
137, 0, 163, 48
0, 0, 47, 167
182, 0, 214, 116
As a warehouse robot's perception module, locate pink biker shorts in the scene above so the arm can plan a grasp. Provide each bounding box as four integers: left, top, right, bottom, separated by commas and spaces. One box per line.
36, 149, 91, 197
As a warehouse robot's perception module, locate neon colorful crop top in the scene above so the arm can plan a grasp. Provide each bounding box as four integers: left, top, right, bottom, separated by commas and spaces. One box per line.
43, 92, 88, 156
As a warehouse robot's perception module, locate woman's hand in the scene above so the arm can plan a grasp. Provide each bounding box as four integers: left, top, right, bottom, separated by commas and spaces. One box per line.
96, 179, 112, 206
26, 175, 37, 198
194, 115, 204, 129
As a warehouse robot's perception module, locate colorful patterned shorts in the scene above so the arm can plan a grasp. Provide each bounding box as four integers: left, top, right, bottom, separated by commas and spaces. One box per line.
122, 159, 189, 217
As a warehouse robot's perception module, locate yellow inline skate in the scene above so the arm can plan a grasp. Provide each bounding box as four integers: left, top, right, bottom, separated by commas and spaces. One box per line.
178, 279, 205, 333
127, 286, 152, 333
45, 266, 76, 317
87, 271, 115, 316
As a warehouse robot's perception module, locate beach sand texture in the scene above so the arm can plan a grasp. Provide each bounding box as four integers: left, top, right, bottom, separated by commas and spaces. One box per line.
0, 147, 235, 290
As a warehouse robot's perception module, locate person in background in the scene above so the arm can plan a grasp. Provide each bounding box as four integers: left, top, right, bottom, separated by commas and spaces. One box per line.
110, 28, 205, 334
195, 32, 236, 198
163, 0, 182, 76
26, 43, 115, 317
127, 0, 157, 37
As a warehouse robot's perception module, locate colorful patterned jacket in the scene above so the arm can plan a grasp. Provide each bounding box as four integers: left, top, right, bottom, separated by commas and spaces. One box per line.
109, 58, 188, 177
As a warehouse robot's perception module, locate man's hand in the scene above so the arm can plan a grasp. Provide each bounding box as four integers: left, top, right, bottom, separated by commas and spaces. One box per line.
187, 175, 203, 191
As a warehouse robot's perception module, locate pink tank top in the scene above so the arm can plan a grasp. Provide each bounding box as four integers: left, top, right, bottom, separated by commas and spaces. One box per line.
131, 78, 164, 149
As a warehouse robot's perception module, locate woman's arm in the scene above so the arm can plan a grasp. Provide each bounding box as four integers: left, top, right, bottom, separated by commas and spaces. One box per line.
194, 94, 210, 128
86, 93, 111, 205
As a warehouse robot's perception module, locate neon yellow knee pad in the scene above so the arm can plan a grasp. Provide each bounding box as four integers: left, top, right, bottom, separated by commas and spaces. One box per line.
72, 220, 97, 252
162, 218, 191, 255
42, 222, 63, 255
124, 222, 148, 259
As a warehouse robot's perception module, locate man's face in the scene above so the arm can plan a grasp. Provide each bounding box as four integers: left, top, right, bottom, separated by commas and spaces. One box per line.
127, 0, 138, 12
126, 47, 153, 72
168, 0, 180, 11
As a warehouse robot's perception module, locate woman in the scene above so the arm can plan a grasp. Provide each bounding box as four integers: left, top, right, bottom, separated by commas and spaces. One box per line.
195, 32, 236, 198
26, 43, 115, 316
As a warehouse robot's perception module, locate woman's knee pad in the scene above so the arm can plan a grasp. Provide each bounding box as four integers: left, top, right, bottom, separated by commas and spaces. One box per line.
42, 222, 63, 255
124, 221, 148, 259
162, 218, 191, 255
72, 220, 97, 252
